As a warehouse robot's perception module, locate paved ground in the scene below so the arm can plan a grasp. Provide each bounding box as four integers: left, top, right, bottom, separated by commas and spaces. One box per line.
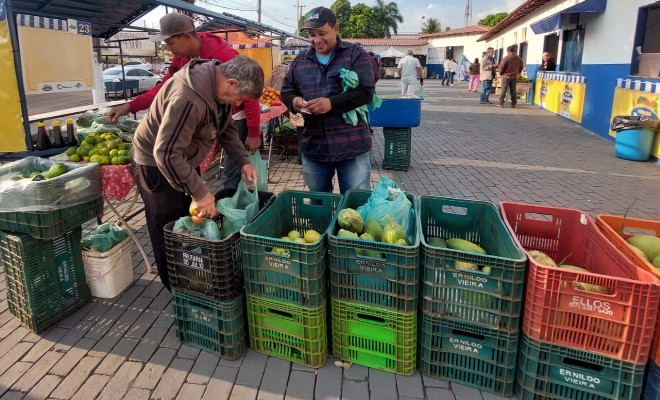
1, 79, 659, 400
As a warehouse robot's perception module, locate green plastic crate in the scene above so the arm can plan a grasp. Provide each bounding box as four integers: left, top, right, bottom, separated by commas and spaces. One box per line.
0, 196, 103, 239
418, 312, 518, 396
419, 196, 527, 332
516, 334, 645, 400
246, 294, 327, 368
172, 289, 246, 360
382, 127, 411, 171
0, 227, 91, 333
331, 298, 416, 375
240, 190, 342, 307
328, 190, 419, 312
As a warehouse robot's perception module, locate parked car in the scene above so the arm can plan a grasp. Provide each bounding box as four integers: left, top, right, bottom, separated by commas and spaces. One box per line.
122, 60, 151, 69
103, 66, 162, 93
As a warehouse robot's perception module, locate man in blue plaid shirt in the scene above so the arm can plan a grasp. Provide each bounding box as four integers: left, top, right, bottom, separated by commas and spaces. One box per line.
281, 6, 375, 194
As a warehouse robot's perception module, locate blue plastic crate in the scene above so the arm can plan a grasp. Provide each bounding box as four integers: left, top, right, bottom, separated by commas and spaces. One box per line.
369, 95, 421, 127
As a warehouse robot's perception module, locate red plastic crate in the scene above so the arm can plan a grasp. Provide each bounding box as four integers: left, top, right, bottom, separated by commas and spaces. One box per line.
596, 214, 660, 366
500, 202, 660, 364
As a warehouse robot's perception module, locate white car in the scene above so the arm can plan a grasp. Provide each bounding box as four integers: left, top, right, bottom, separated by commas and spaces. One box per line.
103, 67, 162, 93
122, 60, 151, 69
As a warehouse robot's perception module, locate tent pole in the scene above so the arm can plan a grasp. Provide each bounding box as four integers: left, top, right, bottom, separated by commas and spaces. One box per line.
6, 0, 34, 152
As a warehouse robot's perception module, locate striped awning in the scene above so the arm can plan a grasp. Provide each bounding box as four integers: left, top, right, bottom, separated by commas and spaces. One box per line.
617, 79, 660, 94
537, 72, 586, 84
16, 13, 67, 30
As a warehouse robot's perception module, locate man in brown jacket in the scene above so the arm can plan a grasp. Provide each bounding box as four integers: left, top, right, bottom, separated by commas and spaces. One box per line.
498, 45, 524, 108
132, 56, 263, 289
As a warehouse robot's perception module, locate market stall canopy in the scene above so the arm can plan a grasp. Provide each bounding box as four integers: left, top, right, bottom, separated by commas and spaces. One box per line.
380, 47, 406, 58
530, 0, 607, 34
200, 13, 304, 39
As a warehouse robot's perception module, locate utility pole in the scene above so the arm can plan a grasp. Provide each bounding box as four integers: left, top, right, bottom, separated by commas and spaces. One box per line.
294, 0, 306, 25
257, 0, 262, 22
464, 0, 472, 27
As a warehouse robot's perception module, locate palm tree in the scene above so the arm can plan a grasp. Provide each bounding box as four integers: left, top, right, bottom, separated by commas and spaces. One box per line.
372, 0, 404, 38
421, 17, 441, 34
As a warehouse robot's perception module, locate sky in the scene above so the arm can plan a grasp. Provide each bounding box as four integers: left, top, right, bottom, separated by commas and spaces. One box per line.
136, 0, 526, 35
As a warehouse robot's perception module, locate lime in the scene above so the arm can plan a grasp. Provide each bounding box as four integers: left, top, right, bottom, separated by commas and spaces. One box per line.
118, 150, 130, 157
65, 147, 77, 156
89, 154, 102, 163
117, 156, 129, 165
88, 148, 98, 157
77, 146, 91, 157
83, 156, 90, 162
80, 140, 91, 147
111, 156, 120, 165
106, 141, 118, 150
100, 156, 111, 165
109, 149, 119, 158
85, 136, 97, 145
97, 148, 109, 156
68, 154, 81, 162
119, 143, 131, 151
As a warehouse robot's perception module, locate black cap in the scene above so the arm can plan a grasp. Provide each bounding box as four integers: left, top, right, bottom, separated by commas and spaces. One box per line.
302, 7, 337, 30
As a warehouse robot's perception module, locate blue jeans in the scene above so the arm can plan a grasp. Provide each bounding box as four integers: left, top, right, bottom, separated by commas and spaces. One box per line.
221, 118, 248, 190
301, 151, 371, 194
481, 79, 493, 102
442, 72, 451, 85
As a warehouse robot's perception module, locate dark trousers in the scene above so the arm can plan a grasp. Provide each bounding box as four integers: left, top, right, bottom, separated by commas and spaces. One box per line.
134, 164, 191, 290
442, 71, 451, 85
499, 77, 518, 106
221, 118, 248, 191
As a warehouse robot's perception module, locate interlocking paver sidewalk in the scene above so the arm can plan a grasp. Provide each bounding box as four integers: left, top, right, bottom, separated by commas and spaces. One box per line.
1, 79, 658, 400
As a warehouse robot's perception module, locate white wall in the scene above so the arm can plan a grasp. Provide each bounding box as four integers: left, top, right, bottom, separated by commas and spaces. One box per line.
482, 0, 656, 67
428, 34, 486, 63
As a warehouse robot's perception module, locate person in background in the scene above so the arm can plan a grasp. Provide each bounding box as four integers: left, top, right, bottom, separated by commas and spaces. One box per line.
397, 50, 423, 95
281, 6, 375, 194
539, 51, 557, 71
368, 51, 380, 84
468, 58, 480, 92
449, 58, 459, 86
132, 57, 262, 290
442, 57, 451, 86
480, 47, 497, 104
498, 45, 524, 108
107, 13, 261, 191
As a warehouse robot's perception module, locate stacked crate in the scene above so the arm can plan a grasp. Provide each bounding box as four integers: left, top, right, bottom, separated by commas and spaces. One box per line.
595, 214, 660, 400
164, 189, 274, 361
0, 158, 102, 333
240, 190, 342, 368
328, 189, 419, 375
500, 202, 660, 400
418, 196, 527, 396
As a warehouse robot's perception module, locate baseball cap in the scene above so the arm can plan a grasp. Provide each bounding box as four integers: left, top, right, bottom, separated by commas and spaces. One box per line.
149, 13, 195, 42
302, 7, 337, 30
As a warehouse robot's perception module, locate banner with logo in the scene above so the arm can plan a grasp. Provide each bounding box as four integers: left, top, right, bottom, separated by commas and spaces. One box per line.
0, 16, 27, 152
534, 73, 586, 123
610, 86, 660, 157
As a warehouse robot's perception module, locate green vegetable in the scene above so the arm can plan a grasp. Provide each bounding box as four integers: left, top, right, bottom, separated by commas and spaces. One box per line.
337, 208, 364, 233
382, 214, 405, 244
446, 238, 487, 254
42, 163, 68, 179
364, 218, 383, 241
31, 174, 45, 182
428, 237, 447, 248
337, 229, 359, 239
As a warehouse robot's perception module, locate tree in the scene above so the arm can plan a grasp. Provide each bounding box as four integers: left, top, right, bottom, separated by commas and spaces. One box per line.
344, 3, 380, 38
445, 26, 451, 31
297, 15, 308, 38
421, 17, 441, 34
478, 12, 508, 27
331, 0, 353, 33
371, 0, 403, 38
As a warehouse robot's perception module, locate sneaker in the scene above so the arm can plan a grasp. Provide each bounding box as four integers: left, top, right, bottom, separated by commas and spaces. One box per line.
497, 104, 503, 108
486, 101, 493, 104
450, 84, 454, 86
480, 101, 487, 104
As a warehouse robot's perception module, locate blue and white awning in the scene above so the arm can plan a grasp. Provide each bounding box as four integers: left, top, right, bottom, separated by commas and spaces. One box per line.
531, 0, 607, 34
16, 13, 67, 30
537, 72, 587, 83
617, 79, 660, 94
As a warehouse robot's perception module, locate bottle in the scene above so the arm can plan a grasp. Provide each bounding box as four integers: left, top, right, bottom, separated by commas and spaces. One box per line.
66, 119, 77, 146
35, 122, 51, 151
52, 120, 65, 148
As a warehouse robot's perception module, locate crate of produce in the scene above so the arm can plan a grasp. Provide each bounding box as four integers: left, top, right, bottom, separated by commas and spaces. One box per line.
500, 202, 660, 364
331, 298, 416, 375
382, 128, 412, 172
165, 189, 274, 301
241, 190, 342, 307
0, 157, 101, 212
595, 214, 660, 365
419, 196, 527, 332
369, 94, 422, 127
516, 334, 645, 400
328, 189, 419, 312
172, 289, 246, 360
0, 196, 103, 240
419, 313, 518, 396
644, 360, 660, 400
82, 235, 133, 298
0, 227, 91, 333
246, 294, 327, 368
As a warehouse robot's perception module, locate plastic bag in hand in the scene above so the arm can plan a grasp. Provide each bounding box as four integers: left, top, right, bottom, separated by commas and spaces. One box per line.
217, 180, 259, 238
357, 177, 414, 243
248, 151, 268, 192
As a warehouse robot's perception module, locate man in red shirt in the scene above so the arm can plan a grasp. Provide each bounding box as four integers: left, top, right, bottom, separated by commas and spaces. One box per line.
108, 13, 261, 189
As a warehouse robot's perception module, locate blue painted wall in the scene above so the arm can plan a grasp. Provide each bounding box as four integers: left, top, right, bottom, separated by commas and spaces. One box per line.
581, 64, 632, 139
427, 64, 444, 79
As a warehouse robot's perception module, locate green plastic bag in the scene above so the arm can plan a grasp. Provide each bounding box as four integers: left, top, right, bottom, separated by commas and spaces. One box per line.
217, 180, 259, 238
417, 85, 425, 100
81, 223, 129, 253
357, 177, 415, 244
248, 151, 268, 192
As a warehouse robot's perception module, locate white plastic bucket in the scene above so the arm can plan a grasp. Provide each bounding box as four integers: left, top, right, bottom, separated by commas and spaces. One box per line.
82, 236, 133, 298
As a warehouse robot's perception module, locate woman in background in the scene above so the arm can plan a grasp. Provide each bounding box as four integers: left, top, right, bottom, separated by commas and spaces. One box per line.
468, 58, 480, 92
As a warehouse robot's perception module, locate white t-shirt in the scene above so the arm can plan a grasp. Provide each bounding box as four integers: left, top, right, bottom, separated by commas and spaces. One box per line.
397, 55, 421, 83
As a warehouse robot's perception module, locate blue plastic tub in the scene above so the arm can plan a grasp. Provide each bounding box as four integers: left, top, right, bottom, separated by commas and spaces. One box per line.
615, 128, 655, 161
644, 360, 660, 400
369, 95, 421, 127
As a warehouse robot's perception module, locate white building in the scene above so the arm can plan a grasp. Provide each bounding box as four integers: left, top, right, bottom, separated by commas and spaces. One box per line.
478, 0, 660, 157
422, 25, 491, 78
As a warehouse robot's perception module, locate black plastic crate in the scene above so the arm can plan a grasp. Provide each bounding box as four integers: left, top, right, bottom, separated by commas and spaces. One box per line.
382, 128, 412, 171
164, 190, 274, 301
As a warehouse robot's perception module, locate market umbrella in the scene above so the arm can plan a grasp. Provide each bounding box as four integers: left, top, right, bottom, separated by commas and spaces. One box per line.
379, 47, 406, 58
